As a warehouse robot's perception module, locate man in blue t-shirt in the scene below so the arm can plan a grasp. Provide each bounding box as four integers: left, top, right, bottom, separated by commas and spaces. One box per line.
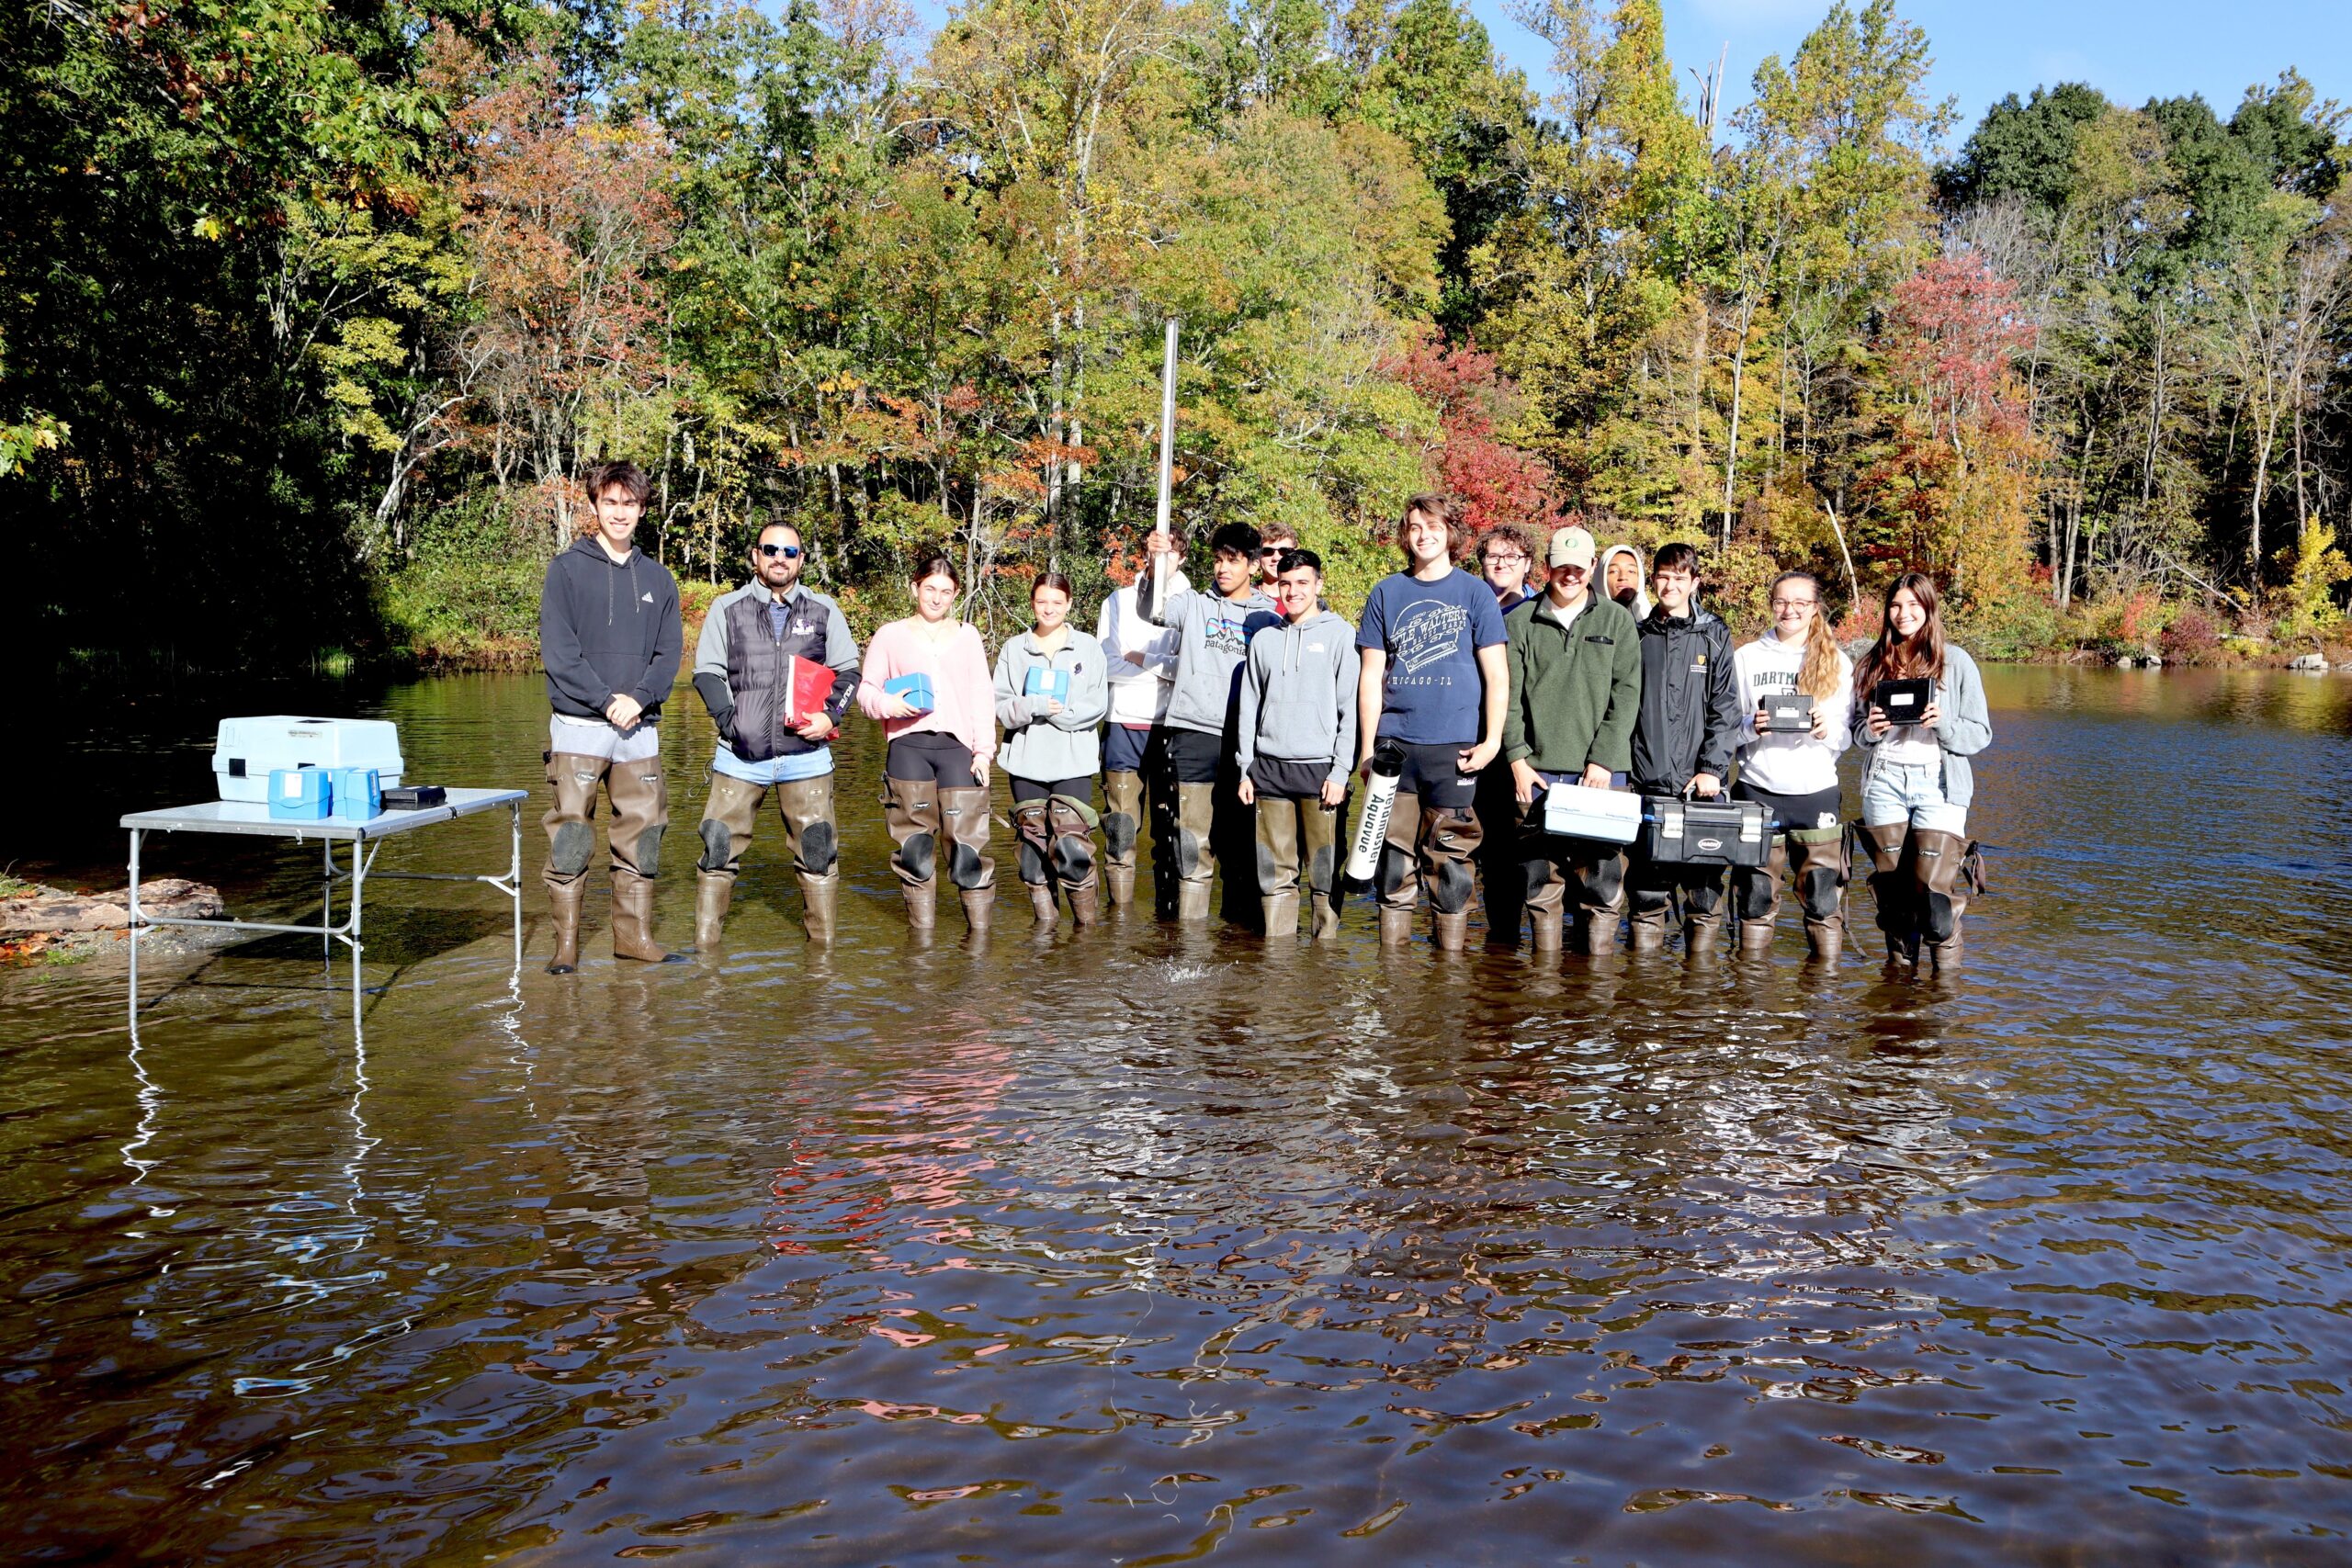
1355, 491, 1510, 950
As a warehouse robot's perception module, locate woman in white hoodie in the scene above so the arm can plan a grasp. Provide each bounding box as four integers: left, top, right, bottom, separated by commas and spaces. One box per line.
1729, 570, 1853, 958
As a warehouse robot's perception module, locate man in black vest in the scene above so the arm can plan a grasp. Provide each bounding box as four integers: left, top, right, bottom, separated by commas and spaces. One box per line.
691, 520, 862, 946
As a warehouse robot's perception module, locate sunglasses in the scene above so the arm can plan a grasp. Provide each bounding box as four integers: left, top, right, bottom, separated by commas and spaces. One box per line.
757, 543, 803, 559
1258, 546, 1285, 558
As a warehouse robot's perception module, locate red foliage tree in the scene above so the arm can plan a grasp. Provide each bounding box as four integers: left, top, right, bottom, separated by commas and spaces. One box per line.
1396, 341, 1559, 538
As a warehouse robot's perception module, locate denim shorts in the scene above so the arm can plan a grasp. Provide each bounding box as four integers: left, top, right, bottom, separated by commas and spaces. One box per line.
1860, 760, 1966, 835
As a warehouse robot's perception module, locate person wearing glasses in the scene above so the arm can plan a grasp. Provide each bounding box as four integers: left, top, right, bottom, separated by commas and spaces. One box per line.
691, 520, 862, 948
1729, 570, 1854, 961
1476, 525, 1538, 612
1254, 523, 1300, 590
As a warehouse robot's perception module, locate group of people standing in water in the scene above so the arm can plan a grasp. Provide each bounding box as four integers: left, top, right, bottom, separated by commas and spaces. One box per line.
535, 461, 1991, 976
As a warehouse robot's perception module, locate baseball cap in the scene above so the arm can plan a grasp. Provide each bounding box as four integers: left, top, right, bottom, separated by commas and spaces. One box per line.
1547, 525, 1597, 569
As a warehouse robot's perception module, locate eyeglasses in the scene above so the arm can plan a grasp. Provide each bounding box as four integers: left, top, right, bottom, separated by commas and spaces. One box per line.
758, 543, 803, 559
1485, 554, 1527, 567
1770, 597, 1816, 611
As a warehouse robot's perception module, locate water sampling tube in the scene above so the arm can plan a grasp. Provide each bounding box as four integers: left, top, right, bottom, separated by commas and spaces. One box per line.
1344, 742, 1406, 884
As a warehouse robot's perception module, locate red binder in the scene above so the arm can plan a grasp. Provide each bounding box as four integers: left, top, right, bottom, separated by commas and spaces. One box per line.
785, 655, 838, 725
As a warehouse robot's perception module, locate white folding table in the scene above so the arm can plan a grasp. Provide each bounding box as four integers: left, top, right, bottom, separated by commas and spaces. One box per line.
121, 788, 529, 1017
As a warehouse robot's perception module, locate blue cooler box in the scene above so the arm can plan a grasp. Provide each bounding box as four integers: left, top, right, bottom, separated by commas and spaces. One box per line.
333, 767, 382, 819
268, 768, 334, 820
884, 674, 935, 714
1023, 666, 1070, 705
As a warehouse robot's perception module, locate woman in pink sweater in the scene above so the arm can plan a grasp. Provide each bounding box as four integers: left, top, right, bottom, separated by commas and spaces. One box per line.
859, 551, 998, 932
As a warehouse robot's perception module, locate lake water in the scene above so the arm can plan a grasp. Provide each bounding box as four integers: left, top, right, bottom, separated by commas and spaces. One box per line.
4, 667, 2349, 1563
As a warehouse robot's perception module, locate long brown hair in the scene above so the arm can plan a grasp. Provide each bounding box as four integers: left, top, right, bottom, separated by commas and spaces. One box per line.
1771, 570, 1844, 702
1853, 571, 1947, 695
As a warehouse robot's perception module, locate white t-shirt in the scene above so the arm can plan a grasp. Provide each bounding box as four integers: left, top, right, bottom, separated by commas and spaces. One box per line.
1731, 630, 1851, 795
1097, 574, 1189, 728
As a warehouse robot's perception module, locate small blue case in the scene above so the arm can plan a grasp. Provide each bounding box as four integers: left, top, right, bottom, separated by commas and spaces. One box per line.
267, 767, 333, 820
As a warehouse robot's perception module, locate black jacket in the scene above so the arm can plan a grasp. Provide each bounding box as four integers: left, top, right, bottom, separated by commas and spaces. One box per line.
539, 535, 683, 720
1629, 604, 1740, 793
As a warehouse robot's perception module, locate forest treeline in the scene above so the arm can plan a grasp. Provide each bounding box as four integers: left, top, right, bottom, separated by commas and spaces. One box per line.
5, 0, 2349, 672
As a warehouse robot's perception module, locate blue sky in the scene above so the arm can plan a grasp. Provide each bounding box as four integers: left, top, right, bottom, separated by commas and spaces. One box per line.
1471, 0, 2347, 149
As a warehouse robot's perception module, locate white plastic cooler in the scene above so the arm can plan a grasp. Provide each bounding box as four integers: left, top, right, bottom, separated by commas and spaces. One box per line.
1540, 782, 1642, 843
212, 716, 403, 804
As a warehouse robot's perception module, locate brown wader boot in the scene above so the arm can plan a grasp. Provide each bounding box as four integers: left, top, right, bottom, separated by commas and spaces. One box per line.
1296, 795, 1344, 939
940, 785, 994, 931
885, 778, 941, 931
541, 750, 605, 974
1627, 875, 1672, 952
1684, 872, 1726, 954
1375, 792, 1422, 939
1173, 782, 1217, 922
695, 772, 764, 951
1860, 820, 1917, 964
1048, 794, 1101, 927
1786, 826, 1847, 961
1102, 768, 1144, 909
775, 776, 841, 945
547, 876, 586, 975
1012, 798, 1058, 922
605, 754, 683, 963
1734, 839, 1787, 952
1912, 829, 1973, 966
1521, 802, 1565, 952
1570, 843, 1626, 955
1255, 796, 1302, 937
1421, 807, 1481, 952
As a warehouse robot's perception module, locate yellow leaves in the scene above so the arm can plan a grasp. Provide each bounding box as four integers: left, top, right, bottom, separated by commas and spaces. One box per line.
193, 215, 226, 241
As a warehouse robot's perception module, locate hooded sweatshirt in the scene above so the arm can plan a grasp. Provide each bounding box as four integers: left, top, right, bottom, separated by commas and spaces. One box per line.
1731, 628, 1853, 795
1139, 570, 1282, 739
540, 535, 683, 721
1236, 608, 1360, 788
993, 628, 1110, 781
1596, 544, 1653, 621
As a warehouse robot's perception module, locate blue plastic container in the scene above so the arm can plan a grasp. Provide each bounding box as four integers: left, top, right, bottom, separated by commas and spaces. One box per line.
333, 766, 381, 819
883, 674, 935, 714
1023, 666, 1070, 705
267, 767, 334, 820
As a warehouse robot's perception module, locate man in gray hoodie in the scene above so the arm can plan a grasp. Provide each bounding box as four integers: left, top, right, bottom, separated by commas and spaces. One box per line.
1237, 548, 1358, 938
538, 459, 685, 973
1138, 522, 1281, 921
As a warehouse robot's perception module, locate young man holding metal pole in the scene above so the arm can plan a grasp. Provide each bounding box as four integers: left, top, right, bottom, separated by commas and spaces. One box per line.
537, 459, 686, 972
689, 520, 861, 949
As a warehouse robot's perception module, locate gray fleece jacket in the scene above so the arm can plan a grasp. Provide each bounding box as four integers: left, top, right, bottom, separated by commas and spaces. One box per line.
1852, 643, 1993, 807
1137, 572, 1282, 739
992, 628, 1110, 782
1237, 609, 1359, 787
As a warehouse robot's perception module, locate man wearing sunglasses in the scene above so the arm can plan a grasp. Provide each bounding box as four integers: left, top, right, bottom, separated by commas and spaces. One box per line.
690, 520, 862, 948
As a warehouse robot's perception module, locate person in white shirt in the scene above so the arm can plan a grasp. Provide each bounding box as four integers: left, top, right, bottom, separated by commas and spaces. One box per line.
1094, 550, 1189, 909
1729, 570, 1853, 959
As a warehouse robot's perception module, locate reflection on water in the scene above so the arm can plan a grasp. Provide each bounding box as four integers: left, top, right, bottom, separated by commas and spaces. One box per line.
2, 666, 2350, 1562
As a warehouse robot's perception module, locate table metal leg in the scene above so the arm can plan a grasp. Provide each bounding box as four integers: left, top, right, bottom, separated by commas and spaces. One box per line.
349, 836, 367, 1019
127, 829, 142, 1026
509, 801, 523, 973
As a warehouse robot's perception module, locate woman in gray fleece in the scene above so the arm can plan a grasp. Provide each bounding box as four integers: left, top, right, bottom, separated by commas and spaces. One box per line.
994, 572, 1111, 927
1850, 571, 1993, 969
1236, 548, 1359, 939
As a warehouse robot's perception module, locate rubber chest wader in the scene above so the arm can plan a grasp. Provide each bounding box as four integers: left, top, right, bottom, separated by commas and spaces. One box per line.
1860, 820, 1917, 963
1733, 838, 1789, 951
544, 750, 681, 971
1787, 825, 1848, 959
1254, 798, 1302, 937
1374, 793, 1484, 951
940, 786, 994, 931
1101, 767, 1145, 908
1911, 828, 1976, 966
1629, 863, 1724, 954
885, 778, 942, 931
1519, 799, 1626, 956
1173, 781, 1218, 922
1012, 798, 1058, 921
1048, 794, 1101, 927
694, 773, 840, 947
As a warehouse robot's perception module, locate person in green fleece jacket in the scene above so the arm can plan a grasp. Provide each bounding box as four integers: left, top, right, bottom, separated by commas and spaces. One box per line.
1502, 524, 1643, 954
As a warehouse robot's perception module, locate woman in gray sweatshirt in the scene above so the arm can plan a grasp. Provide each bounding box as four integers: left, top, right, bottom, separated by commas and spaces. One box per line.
993, 572, 1111, 927
1236, 548, 1359, 939
1850, 572, 1993, 970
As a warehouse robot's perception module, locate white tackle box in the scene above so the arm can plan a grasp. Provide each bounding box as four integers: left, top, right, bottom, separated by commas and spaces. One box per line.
212, 716, 403, 804
1540, 782, 1642, 843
